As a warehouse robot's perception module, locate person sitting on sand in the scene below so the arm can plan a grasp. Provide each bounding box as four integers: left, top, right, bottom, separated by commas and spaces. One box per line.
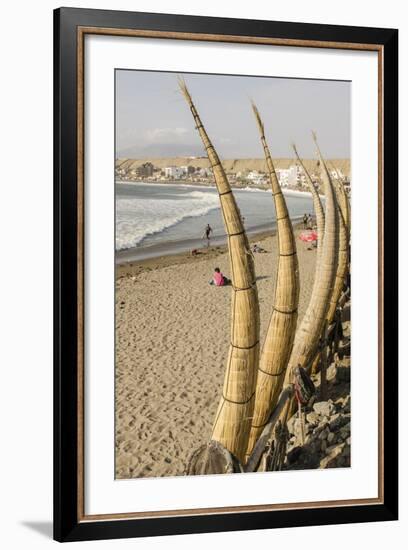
209, 267, 231, 286
252, 243, 267, 253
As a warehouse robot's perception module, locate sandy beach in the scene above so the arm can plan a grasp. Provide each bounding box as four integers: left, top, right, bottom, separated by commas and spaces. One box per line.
115, 227, 320, 479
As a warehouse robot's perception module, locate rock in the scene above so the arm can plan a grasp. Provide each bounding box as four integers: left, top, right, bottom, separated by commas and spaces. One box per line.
339, 422, 351, 441
287, 446, 302, 464
346, 436, 351, 446
329, 414, 350, 432
327, 431, 335, 444
313, 401, 336, 417
321, 440, 327, 452
313, 421, 328, 436
305, 423, 314, 435
343, 395, 351, 413
320, 443, 345, 468
342, 443, 351, 457
339, 455, 351, 467
287, 415, 297, 435
306, 411, 320, 425
334, 401, 343, 413
329, 412, 341, 425
318, 427, 329, 441
326, 364, 338, 381
336, 366, 350, 382
310, 440, 321, 454
287, 416, 305, 442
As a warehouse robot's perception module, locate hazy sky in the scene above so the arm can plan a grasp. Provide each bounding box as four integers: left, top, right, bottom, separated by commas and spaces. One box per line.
116, 70, 350, 159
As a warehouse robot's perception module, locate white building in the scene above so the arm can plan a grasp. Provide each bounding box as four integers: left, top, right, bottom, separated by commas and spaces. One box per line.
246, 170, 265, 185
285, 164, 307, 188
276, 168, 290, 188
164, 166, 184, 179
197, 167, 212, 178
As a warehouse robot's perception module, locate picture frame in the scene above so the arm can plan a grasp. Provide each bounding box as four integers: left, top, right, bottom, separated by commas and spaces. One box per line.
54, 7, 398, 542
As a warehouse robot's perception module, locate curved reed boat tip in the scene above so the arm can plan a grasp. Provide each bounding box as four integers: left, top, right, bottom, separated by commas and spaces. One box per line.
179, 80, 260, 462
245, 102, 299, 458
326, 187, 349, 324
284, 132, 339, 392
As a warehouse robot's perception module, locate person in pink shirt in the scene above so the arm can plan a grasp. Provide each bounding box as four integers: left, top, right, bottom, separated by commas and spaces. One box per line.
210, 267, 231, 287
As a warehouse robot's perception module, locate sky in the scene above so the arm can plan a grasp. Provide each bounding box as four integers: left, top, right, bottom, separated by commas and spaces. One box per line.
115, 69, 350, 159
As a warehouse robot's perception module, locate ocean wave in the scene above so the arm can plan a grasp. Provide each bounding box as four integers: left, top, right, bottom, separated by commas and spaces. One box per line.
116, 190, 219, 250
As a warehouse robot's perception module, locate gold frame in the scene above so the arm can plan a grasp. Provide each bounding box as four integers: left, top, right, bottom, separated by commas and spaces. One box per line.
76, 27, 384, 523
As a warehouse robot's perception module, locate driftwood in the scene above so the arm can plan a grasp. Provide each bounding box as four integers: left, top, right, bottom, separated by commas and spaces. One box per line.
319, 322, 329, 400
257, 420, 289, 472
245, 385, 294, 473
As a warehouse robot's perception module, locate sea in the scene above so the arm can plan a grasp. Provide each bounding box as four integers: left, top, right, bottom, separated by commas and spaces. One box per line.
115, 182, 314, 263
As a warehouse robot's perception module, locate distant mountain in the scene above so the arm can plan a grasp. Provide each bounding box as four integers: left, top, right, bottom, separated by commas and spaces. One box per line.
117, 143, 203, 158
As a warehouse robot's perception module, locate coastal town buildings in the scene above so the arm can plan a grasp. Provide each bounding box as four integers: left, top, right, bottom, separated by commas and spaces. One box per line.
115, 159, 350, 193
136, 162, 154, 178
246, 170, 266, 185
164, 166, 184, 179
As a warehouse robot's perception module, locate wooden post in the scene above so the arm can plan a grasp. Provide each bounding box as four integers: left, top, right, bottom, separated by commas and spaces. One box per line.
320, 321, 328, 400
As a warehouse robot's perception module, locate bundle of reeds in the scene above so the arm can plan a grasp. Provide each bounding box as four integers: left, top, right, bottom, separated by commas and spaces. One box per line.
326, 187, 349, 324
245, 103, 299, 458
292, 143, 325, 262
179, 80, 260, 462
284, 132, 339, 385
330, 163, 351, 238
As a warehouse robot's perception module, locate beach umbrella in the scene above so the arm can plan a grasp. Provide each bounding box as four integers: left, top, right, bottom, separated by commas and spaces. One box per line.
179, 79, 260, 462
245, 103, 299, 459
299, 230, 318, 243
284, 131, 339, 390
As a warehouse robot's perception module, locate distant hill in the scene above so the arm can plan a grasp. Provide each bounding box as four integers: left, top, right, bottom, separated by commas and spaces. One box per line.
117, 144, 201, 158
116, 157, 351, 177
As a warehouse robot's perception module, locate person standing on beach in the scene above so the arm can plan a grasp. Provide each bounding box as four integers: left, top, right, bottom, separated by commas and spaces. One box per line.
303, 213, 308, 229
203, 223, 213, 247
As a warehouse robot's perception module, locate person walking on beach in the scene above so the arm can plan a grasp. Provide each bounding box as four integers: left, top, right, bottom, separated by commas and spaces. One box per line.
303, 213, 308, 229
203, 223, 213, 247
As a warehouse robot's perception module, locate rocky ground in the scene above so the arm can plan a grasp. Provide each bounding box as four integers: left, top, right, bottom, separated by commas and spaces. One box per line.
284, 311, 351, 470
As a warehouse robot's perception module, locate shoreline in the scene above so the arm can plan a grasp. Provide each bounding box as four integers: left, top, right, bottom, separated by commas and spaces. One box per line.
116, 178, 319, 198
115, 227, 281, 278
116, 216, 307, 265
116, 225, 280, 266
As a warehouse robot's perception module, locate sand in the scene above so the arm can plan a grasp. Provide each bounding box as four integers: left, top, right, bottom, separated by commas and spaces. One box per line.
115, 228, 317, 479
